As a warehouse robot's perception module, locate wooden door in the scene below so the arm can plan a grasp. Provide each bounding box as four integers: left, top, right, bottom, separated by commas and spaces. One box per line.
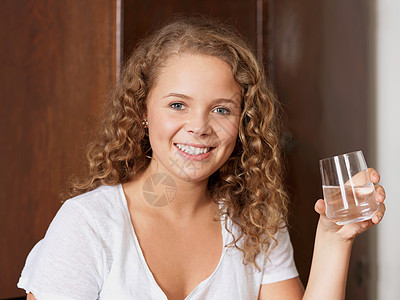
123, 0, 261, 61
270, 0, 372, 298
0, 0, 119, 297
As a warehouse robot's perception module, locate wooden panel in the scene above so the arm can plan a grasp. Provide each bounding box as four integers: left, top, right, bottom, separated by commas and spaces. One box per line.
270, 0, 325, 285
270, 0, 371, 297
0, 0, 118, 297
321, 2, 371, 298
123, 0, 258, 60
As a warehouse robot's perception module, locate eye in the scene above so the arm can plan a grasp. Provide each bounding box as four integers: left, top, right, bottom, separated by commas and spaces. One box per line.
170, 102, 185, 110
213, 107, 230, 115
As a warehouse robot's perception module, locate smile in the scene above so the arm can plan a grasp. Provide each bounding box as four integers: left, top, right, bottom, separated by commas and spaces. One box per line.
174, 143, 212, 155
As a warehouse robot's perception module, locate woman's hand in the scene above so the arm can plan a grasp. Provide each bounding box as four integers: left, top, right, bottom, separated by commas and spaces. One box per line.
303, 169, 385, 299
314, 168, 386, 241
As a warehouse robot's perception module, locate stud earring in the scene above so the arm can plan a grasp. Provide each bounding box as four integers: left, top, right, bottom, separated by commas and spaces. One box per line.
142, 118, 149, 128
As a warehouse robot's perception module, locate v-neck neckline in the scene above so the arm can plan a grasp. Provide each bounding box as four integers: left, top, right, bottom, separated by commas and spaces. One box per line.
118, 184, 228, 299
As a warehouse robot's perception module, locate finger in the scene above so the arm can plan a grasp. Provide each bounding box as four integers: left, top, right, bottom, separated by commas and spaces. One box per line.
368, 168, 380, 183
314, 199, 326, 216
374, 184, 386, 203
372, 202, 386, 224
361, 219, 374, 230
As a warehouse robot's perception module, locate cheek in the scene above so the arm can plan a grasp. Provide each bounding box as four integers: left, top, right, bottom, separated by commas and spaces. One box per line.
148, 110, 181, 143
216, 118, 239, 147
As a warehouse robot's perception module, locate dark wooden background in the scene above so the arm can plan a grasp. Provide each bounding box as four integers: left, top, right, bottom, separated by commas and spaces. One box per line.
0, 0, 118, 298
0, 0, 372, 298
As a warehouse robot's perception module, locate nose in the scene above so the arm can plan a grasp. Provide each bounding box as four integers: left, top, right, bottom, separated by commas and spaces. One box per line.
186, 111, 213, 137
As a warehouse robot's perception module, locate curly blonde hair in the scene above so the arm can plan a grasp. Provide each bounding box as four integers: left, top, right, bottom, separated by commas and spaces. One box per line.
70, 16, 289, 270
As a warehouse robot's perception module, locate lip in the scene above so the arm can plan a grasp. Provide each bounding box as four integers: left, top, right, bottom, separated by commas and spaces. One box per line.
173, 143, 215, 161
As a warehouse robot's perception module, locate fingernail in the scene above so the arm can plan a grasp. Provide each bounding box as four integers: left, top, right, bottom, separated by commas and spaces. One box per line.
374, 173, 380, 181
379, 191, 386, 201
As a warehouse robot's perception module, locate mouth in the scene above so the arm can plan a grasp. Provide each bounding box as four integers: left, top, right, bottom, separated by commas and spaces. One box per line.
174, 143, 215, 160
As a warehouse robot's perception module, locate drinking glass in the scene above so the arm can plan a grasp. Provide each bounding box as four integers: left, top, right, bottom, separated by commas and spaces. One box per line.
319, 150, 379, 225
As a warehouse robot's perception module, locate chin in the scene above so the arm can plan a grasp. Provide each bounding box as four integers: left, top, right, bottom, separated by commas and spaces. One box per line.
170, 168, 214, 183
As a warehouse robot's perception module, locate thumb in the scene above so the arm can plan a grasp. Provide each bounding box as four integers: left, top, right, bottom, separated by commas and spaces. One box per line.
314, 199, 326, 216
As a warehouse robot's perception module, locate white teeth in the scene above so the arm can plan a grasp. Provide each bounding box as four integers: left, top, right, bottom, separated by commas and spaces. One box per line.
175, 143, 210, 155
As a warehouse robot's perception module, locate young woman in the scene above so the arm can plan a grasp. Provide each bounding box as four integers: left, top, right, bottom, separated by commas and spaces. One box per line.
18, 16, 386, 300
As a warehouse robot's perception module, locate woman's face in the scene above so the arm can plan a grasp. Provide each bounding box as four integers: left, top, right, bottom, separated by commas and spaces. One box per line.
145, 53, 241, 183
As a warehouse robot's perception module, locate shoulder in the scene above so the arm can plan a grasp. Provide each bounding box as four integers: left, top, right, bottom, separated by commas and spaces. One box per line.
67, 184, 123, 211
40, 184, 127, 252
262, 226, 299, 284
62, 184, 125, 224
224, 218, 298, 283
17, 185, 126, 299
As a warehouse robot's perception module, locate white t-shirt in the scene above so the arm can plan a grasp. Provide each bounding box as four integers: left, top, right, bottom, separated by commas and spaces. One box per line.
18, 184, 298, 300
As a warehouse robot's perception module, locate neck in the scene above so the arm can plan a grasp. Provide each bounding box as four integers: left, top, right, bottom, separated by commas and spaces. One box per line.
124, 160, 216, 220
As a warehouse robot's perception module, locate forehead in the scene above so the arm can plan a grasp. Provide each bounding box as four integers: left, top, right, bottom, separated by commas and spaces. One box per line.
150, 53, 241, 100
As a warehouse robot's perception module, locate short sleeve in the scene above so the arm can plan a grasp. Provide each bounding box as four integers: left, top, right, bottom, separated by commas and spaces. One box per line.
261, 226, 299, 284
17, 200, 105, 300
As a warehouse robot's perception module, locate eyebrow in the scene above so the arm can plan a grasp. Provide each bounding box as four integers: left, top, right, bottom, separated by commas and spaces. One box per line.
163, 93, 241, 108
